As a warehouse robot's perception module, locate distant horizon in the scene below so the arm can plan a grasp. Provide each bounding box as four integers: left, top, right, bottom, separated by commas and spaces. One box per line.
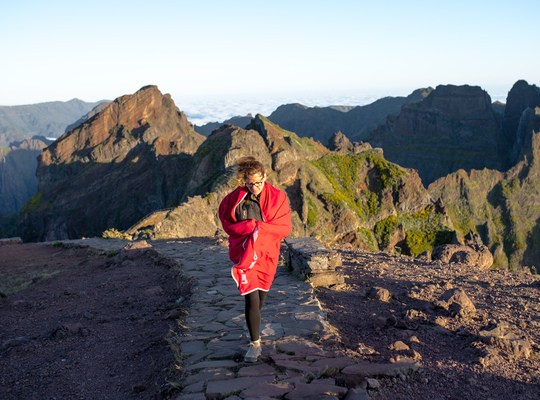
0, 81, 519, 126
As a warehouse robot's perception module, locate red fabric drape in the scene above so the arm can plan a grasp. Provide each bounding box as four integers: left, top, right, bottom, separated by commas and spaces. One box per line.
218, 182, 292, 295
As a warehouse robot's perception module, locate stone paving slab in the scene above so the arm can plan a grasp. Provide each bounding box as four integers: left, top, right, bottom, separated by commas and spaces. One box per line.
55, 237, 420, 399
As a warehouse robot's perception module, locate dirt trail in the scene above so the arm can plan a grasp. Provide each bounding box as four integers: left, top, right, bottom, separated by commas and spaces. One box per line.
0, 243, 188, 400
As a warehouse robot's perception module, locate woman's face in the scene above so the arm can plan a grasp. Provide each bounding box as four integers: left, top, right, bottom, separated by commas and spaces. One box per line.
244, 172, 266, 195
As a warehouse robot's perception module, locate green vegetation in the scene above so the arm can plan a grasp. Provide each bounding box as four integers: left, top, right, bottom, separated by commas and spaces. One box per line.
0, 269, 61, 295
401, 209, 454, 256
372, 210, 453, 256
312, 151, 406, 221
357, 226, 379, 251
102, 228, 130, 240
374, 215, 398, 249
306, 196, 318, 228
20, 192, 43, 214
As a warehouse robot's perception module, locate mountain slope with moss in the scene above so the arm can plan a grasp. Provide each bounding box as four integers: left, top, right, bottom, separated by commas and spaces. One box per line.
126, 115, 454, 257
429, 107, 540, 271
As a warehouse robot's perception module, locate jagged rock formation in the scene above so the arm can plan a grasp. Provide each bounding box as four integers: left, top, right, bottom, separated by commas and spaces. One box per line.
267, 88, 431, 143
0, 137, 52, 216
0, 99, 103, 147
370, 84, 507, 185
502, 80, 540, 164
126, 115, 329, 239
127, 115, 453, 256
429, 89, 540, 271
21, 86, 205, 241
328, 131, 373, 154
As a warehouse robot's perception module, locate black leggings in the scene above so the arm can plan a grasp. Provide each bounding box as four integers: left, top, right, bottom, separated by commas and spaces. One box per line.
244, 290, 268, 341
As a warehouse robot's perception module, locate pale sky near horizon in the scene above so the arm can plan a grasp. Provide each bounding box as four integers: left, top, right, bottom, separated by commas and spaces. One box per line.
1, 0, 538, 115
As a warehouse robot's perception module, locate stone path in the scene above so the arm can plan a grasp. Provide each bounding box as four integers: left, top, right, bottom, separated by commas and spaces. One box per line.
62, 237, 418, 399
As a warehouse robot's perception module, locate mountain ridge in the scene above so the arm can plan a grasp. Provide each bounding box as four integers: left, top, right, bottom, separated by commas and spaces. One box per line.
0, 98, 105, 147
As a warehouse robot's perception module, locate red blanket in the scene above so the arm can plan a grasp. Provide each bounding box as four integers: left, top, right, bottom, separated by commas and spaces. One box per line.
218, 182, 292, 295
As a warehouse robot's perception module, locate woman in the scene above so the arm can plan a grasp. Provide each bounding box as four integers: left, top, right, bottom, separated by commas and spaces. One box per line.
218, 157, 292, 362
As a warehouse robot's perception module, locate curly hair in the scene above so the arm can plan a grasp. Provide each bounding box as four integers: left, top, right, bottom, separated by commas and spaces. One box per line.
236, 156, 266, 183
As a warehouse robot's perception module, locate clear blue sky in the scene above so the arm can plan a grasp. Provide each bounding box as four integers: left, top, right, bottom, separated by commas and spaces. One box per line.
1, 0, 538, 106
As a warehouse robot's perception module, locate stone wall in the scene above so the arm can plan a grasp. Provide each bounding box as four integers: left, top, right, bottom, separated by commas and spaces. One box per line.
284, 237, 344, 287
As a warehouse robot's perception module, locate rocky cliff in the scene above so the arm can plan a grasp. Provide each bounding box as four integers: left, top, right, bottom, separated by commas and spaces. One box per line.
429, 105, 540, 271
126, 115, 453, 256
370, 84, 507, 184
502, 80, 540, 165
21, 86, 205, 241
0, 99, 103, 147
267, 88, 432, 144
0, 137, 52, 216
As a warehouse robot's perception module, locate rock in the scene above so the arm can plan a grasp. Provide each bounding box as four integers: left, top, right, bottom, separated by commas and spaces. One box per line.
328, 131, 354, 152
123, 240, 152, 250
356, 342, 378, 355
478, 321, 532, 359
366, 378, 381, 389
285, 238, 344, 288
434, 316, 449, 328
409, 335, 421, 344
0, 237, 23, 246
432, 244, 493, 270
434, 288, 476, 318
478, 345, 503, 367
341, 360, 420, 379
388, 341, 410, 351
368, 287, 392, 302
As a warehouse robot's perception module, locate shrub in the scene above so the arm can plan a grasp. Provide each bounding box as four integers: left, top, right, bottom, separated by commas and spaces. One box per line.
102, 228, 129, 240
374, 216, 398, 249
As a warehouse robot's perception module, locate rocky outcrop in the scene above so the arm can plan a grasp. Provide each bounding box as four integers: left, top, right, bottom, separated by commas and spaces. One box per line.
268, 88, 432, 143
128, 116, 453, 256
0, 136, 52, 216
429, 105, 540, 270
370, 84, 506, 184
432, 243, 494, 269
328, 131, 372, 154
503, 80, 540, 164
21, 85, 205, 241
127, 115, 328, 240
284, 237, 344, 287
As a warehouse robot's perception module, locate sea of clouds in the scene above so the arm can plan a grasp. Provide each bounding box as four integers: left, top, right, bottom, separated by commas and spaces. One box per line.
174, 89, 509, 127
174, 92, 383, 126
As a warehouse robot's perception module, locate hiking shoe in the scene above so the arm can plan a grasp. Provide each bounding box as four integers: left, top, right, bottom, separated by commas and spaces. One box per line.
244, 340, 262, 363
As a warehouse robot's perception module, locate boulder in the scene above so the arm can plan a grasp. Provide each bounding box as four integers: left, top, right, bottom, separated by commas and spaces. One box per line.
284, 237, 344, 288
434, 288, 476, 318
432, 243, 493, 269
478, 321, 532, 360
